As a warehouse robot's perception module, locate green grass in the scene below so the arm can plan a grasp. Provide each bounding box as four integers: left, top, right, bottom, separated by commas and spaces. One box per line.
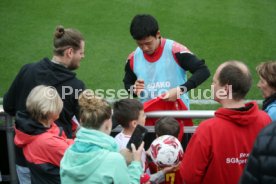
0, 0, 275, 103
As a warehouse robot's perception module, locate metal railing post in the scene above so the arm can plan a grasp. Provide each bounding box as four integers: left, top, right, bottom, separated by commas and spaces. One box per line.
5, 114, 18, 184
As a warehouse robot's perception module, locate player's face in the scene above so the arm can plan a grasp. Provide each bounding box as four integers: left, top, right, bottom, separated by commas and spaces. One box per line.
68, 41, 85, 70
257, 76, 275, 99
136, 33, 161, 55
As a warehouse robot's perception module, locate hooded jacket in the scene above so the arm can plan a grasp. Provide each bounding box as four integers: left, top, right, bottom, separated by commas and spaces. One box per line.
179, 102, 271, 184
3, 57, 85, 166
4, 57, 85, 137
14, 111, 73, 184
60, 127, 143, 184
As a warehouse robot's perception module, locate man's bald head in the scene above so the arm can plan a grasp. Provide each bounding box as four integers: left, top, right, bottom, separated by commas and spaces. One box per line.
216, 61, 252, 100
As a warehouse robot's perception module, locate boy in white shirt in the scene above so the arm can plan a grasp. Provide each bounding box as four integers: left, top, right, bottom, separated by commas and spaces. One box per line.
113, 99, 146, 150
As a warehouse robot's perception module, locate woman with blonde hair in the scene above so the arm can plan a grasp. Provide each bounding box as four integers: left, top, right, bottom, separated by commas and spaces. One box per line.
256, 61, 276, 121
14, 85, 74, 184
60, 89, 144, 184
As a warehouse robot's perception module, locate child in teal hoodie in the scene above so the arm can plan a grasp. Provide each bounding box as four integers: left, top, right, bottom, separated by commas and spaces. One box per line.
60, 90, 144, 184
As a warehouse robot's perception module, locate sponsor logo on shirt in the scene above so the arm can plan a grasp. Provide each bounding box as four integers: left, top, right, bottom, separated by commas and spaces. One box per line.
147, 81, 171, 89
225, 152, 249, 165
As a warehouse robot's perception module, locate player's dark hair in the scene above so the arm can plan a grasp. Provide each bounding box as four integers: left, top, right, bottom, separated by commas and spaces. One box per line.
130, 14, 159, 40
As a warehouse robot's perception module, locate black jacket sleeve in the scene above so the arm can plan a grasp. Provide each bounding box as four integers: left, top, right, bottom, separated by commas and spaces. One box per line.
123, 60, 137, 93
175, 52, 210, 92
3, 65, 29, 116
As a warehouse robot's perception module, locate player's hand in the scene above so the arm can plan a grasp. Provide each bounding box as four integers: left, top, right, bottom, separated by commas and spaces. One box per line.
161, 87, 182, 101
134, 79, 145, 96
131, 141, 144, 162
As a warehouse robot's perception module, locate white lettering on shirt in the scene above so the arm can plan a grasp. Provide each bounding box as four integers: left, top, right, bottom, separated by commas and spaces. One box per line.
225, 152, 249, 165
147, 81, 171, 89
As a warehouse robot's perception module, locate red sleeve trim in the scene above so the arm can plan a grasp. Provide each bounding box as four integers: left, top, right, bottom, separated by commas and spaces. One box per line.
172, 42, 192, 65
172, 42, 191, 54
128, 52, 135, 71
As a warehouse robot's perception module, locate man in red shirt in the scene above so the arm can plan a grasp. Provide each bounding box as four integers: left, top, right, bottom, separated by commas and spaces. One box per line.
179, 61, 271, 184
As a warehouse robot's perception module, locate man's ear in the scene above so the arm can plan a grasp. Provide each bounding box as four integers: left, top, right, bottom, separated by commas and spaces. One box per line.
156, 31, 161, 39
64, 47, 74, 58
225, 84, 233, 99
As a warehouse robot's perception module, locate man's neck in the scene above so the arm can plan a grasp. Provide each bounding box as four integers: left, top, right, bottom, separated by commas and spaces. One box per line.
52, 56, 68, 68
220, 99, 245, 109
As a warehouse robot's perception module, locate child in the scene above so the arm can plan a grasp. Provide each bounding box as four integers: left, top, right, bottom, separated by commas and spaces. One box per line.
60, 90, 144, 183
14, 85, 74, 184
113, 99, 146, 150
155, 117, 180, 138
113, 99, 147, 167
148, 116, 183, 184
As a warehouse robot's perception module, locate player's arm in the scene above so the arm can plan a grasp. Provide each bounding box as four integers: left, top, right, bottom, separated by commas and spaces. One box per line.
123, 59, 137, 92
176, 52, 210, 93
123, 57, 145, 96
162, 44, 210, 101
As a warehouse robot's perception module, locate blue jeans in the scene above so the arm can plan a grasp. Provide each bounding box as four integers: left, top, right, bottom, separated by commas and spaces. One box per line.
16, 165, 31, 184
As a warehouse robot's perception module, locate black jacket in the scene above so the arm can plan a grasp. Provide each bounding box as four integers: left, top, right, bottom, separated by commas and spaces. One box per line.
3, 58, 85, 166
240, 121, 276, 184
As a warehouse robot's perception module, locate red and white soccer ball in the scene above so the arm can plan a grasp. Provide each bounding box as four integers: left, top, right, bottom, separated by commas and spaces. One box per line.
149, 135, 184, 168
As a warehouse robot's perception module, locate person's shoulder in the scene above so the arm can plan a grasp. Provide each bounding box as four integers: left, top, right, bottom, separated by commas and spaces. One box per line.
198, 117, 219, 128
65, 75, 85, 89
259, 121, 276, 137
114, 132, 122, 142
29, 57, 50, 66
19, 58, 45, 71
171, 40, 192, 55
256, 108, 272, 123
38, 131, 71, 150
127, 51, 135, 61
266, 100, 276, 110
73, 77, 85, 87
193, 118, 218, 135
126, 52, 135, 70
105, 151, 125, 163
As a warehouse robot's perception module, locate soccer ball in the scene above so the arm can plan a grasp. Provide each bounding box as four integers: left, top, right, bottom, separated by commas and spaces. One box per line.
149, 135, 184, 168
